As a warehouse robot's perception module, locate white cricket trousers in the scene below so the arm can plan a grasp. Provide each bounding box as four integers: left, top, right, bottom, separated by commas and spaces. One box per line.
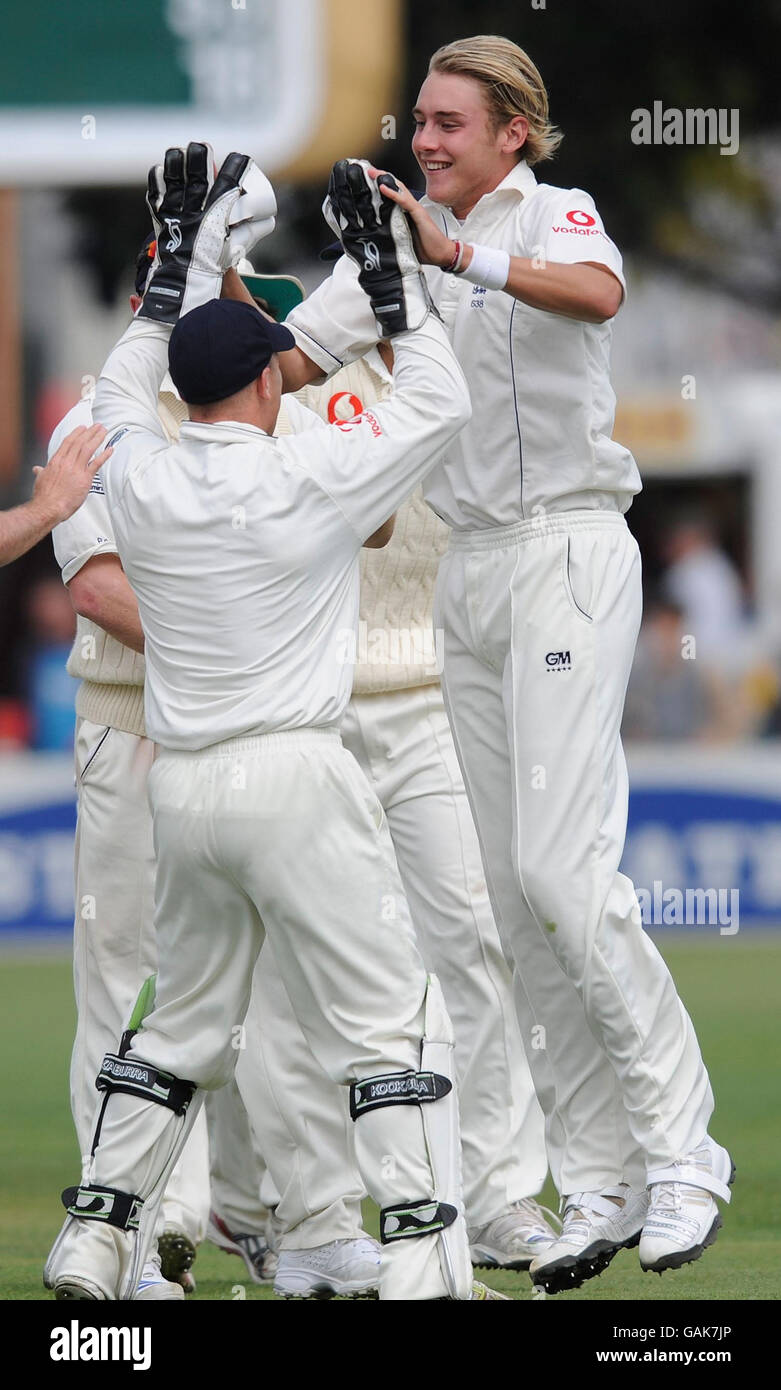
228, 686, 547, 1242
434, 512, 714, 1194
70, 717, 209, 1242
101, 728, 470, 1300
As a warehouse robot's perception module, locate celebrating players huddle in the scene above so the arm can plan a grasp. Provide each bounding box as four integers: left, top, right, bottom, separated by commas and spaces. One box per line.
34, 36, 733, 1302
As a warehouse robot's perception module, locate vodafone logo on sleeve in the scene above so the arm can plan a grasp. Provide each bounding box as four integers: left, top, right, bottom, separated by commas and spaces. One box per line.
550, 208, 607, 237
328, 391, 364, 423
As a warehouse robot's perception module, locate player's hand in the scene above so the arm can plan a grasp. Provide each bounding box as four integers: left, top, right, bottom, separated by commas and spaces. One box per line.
31, 424, 112, 526
323, 158, 434, 338
140, 143, 257, 324
226, 164, 277, 266
368, 165, 458, 270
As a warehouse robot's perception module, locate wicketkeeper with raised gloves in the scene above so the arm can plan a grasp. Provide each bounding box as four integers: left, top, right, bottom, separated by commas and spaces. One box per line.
45, 142, 505, 1301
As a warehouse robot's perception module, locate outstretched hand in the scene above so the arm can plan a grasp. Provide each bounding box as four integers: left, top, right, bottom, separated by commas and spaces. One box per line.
367, 166, 458, 270
32, 424, 112, 525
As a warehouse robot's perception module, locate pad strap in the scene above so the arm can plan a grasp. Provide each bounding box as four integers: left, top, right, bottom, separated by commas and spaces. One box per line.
96, 1052, 196, 1115
380, 1199, 458, 1244
350, 1070, 451, 1120
62, 1183, 143, 1231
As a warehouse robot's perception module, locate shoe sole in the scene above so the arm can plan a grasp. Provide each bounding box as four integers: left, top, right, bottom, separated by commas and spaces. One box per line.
157, 1231, 197, 1291
640, 1159, 736, 1275
276, 1285, 379, 1300
54, 1281, 101, 1301
471, 1252, 534, 1272
530, 1230, 642, 1295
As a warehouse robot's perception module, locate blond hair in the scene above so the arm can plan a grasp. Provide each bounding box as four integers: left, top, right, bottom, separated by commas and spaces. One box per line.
428, 35, 562, 166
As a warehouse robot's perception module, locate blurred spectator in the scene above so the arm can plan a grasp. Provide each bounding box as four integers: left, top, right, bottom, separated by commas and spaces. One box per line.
624, 597, 745, 741
23, 577, 76, 750
661, 515, 749, 674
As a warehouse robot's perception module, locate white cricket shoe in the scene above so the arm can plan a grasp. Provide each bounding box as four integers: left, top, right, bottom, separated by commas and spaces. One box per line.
207, 1209, 278, 1284
469, 1197, 560, 1271
530, 1184, 648, 1294
274, 1236, 381, 1300
640, 1137, 735, 1273
133, 1250, 185, 1301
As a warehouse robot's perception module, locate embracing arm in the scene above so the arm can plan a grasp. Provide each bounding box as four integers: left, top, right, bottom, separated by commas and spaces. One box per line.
67, 553, 145, 654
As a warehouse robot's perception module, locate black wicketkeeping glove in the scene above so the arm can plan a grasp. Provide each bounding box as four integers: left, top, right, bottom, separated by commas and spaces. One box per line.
139, 142, 258, 324
323, 158, 435, 338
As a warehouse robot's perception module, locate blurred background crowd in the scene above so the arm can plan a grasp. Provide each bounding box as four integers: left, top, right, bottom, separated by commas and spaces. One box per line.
2, 0, 780, 754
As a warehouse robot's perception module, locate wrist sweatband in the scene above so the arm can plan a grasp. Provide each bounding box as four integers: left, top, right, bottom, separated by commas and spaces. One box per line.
458, 243, 510, 291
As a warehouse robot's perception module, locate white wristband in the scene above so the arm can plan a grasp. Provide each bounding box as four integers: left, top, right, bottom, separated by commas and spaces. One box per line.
458, 243, 510, 291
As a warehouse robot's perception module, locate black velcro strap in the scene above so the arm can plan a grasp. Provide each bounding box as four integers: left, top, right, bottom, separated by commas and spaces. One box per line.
380, 1199, 458, 1244
350, 1070, 452, 1121
62, 1183, 142, 1231
96, 1053, 195, 1115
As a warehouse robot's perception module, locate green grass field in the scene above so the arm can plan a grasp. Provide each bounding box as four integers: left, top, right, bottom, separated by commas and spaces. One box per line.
1, 935, 779, 1301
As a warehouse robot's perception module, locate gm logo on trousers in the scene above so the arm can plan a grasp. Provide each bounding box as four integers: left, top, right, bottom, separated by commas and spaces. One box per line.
546, 651, 571, 670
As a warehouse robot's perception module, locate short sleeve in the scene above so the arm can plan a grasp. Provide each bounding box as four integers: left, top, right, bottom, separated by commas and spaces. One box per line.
49, 398, 119, 583
534, 187, 625, 296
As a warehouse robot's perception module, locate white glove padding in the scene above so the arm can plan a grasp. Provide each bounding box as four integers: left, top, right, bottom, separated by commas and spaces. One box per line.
322, 158, 433, 338
140, 143, 258, 324
226, 163, 277, 267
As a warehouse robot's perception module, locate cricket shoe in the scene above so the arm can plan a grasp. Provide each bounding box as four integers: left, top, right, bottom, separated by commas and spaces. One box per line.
157, 1224, 197, 1293
469, 1197, 560, 1271
640, 1137, 735, 1274
133, 1251, 185, 1301
274, 1237, 380, 1300
530, 1185, 648, 1294
49, 1224, 182, 1301
207, 1209, 278, 1284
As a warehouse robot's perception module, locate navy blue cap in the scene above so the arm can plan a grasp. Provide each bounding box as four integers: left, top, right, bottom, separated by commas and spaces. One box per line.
168, 300, 296, 406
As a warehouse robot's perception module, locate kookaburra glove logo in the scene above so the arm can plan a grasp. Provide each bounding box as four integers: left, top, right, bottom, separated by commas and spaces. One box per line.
359, 239, 381, 273
164, 217, 183, 252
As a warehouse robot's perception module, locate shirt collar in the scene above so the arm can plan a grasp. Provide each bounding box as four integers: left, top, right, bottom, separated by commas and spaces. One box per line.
179, 420, 277, 445
424, 160, 538, 223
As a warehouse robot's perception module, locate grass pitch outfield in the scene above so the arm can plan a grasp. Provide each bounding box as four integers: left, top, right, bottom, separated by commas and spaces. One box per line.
1, 935, 779, 1301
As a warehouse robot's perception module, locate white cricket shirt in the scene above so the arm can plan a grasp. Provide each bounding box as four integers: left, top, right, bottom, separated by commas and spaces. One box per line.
94, 316, 469, 751
287, 161, 641, 529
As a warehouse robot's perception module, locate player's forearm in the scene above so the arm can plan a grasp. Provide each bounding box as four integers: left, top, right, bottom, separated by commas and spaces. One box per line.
0, 498, 58, 566
68, 560, 145, 653
94, 320, 171, 440
364, 516, 395, 548
467, 246, 622, 322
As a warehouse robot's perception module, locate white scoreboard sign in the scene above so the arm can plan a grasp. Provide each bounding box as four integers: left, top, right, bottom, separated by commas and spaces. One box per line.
0, 0, 324, 184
